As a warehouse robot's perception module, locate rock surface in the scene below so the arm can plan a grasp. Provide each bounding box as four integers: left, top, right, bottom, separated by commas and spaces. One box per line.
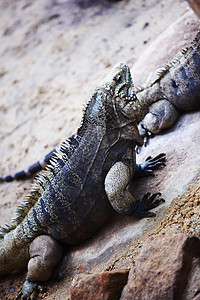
120, 233, 200, 300
69, 233, 200, 300
70, 270, 129, 300
0, 1, 200, 299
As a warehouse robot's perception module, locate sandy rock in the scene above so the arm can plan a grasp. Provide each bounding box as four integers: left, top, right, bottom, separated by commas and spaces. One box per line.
187, 0, 200, 18
70, 270, 129, 300
120, 233, 200, 300
132, 10, 200, 86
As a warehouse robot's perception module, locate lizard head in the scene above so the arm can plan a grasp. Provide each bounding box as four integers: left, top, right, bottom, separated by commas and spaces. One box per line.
80, 63, 144, 144
97, 63, 144, 143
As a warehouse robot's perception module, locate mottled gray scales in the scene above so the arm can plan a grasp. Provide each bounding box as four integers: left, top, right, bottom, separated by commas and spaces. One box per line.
0, 63, 165, 298
137, 30, 200, 142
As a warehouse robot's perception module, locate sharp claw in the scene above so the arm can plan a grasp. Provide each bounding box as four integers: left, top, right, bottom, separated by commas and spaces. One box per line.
145, 156, 152, 161
154, 153, 166, 159
147, 153, 166, 162
144, 137, 148, 147
136, 146, 141, 154
135, 211, 156, 218
145, 170, 155, 176
141, 192, 151, 202
143, 211, 156, 217
144, 130, 154, 147
18, 279, 38, 300
149, 198, 165, 209
150, 192, 161, 198
145, 154, 166, 165
144, 192, 161, 204
146, 161, 166, 169
150, 192, 162, 201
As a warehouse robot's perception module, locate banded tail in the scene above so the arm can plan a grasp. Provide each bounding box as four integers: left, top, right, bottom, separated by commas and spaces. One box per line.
0, 149, 56, 183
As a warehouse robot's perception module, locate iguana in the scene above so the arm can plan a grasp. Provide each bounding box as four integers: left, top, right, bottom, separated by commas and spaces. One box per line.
0, 63, 166, 299
136, 30, 200, 145
2, 32, 200, 182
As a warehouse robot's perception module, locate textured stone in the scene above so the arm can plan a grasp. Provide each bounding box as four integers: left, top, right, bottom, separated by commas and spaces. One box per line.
120, 233, 200, 300
70, 270, 129, 300
132, 10, 200, 86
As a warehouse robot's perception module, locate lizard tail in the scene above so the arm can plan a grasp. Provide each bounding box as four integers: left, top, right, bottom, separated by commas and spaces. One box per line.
0, 229, 30, 275
0, 149, 56, 183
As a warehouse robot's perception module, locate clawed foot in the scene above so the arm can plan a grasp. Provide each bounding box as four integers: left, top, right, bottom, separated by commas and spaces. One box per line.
136, 123, 154, 153
136, 153, 166, 176
14, 279, 38, 300
132, 192, 165, 218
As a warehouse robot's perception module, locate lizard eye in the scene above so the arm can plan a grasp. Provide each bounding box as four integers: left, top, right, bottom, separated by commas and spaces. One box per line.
114, 74, 123, 84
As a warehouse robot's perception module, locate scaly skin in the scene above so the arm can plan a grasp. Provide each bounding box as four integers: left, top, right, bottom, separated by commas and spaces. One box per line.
136, 30, 200, 144
1, 32, 200, 181
0, 63, 165, 298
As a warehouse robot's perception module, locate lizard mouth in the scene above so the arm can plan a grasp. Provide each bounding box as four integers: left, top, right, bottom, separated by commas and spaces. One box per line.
117, 87, 144, 123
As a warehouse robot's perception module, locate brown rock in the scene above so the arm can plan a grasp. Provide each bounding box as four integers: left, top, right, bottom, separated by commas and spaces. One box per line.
187, 0, 200, 18
70, 270, 129, 300
120, 233, 200, 300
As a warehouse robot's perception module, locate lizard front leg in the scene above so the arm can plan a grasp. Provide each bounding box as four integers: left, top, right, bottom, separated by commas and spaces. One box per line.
105, 161, 136, 215
105, 158, 165, 217
138, 99, 179, 146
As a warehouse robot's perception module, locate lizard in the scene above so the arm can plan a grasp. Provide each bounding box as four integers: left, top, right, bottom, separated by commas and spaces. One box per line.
2, 31, 199, 182
0, 63, 166, 299
135, 30, 200, 145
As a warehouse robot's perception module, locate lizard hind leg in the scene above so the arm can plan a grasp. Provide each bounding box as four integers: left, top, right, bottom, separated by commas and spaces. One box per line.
20, 235, 63, 299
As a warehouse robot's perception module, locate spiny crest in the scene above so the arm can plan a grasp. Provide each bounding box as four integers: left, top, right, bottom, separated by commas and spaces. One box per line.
140, 30, 200, 89
148, 64, 171, 86
0, 224, 16, 238
191, 30, 200, 50
146, 51, 190, 87
79, 92, 94, 131
78, 88, 106, 131
135, 63, 172, 92
0, 134, 81, 239
135, 59, 175, 91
